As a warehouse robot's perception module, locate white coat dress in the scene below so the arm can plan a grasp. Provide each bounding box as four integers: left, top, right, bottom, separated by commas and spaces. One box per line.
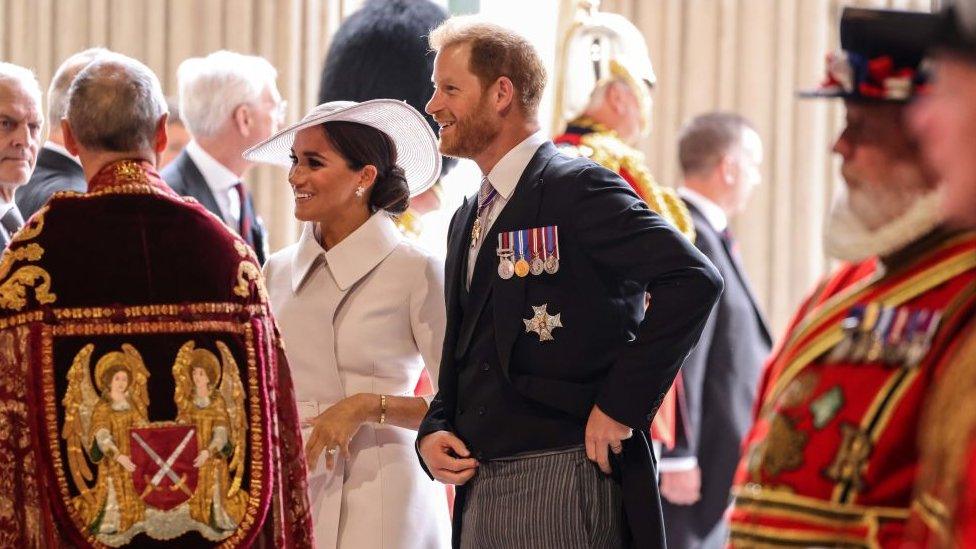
264, 213, 451, 549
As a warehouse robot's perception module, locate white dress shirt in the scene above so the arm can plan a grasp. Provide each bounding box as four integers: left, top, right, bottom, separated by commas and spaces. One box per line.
678, 186, 728, 233
185, 140, 242, 229
466, 129, 548, 286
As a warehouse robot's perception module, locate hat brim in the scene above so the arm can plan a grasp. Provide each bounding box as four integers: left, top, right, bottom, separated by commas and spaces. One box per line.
795, 87, 912, 103
244, 99, 442, 198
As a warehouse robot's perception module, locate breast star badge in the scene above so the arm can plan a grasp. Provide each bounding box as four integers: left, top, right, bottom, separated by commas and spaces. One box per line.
523, 304, 562, 342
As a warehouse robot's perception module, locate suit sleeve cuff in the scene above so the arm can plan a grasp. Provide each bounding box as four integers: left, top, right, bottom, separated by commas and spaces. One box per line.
658, 456, 699, 472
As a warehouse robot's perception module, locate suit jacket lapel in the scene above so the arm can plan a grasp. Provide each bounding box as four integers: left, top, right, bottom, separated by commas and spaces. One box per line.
453, 143, 559, 375
688, 202, 772, 344
177, 153, 222, 216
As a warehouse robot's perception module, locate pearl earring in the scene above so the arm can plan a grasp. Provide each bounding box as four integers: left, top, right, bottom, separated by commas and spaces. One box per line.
355, 186, 365, 198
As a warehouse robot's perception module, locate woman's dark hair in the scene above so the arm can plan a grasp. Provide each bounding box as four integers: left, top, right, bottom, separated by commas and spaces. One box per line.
320, 121, 410, 214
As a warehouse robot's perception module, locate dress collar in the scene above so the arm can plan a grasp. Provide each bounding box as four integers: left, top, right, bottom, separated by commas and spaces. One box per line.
291, 212, 402, 292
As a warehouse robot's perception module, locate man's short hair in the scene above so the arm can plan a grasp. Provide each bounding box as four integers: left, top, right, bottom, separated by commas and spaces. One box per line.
48, 48, 109, 128
177, 51, 277, 138
0, 62, 42, 107
678, 112, 756, 177
66, 54, 168, 153
429, 16, 546, 118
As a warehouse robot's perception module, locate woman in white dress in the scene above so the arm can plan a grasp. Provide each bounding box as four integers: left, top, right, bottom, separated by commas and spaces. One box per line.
245, 100, 451, 548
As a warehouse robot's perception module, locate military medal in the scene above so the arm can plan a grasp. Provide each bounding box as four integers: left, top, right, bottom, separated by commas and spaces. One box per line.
470, 184, 498, 249
470, 217, 483, 249
883, 307, 911, 365
514, 230, 530, 277
826, 305, 862, 363
903, 309, 942, 368
497, 232, 515, 280
523, 303, 563, 342
849, 302, 880, 363
530, 228, 545, 275
865, 306, 895, 363
543, 225, 560, 274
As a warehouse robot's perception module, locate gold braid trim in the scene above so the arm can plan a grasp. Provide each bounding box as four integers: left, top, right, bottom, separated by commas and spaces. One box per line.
568, 117, 696, 242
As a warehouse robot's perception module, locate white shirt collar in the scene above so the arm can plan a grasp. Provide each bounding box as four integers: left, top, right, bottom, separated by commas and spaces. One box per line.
679, 186, 728, 233
485, 130, 548, 199
185, 139, 240, 193
0, 200, 14, 219
43, 142, 81, 166
291, 212, 402, 292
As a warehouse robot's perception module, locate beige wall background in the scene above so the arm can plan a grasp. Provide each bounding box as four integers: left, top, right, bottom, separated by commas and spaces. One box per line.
0, 0, 939, 334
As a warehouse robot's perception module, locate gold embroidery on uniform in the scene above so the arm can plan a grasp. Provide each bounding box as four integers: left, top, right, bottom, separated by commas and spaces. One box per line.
0, 266, 56, 310
40, 318, 268, 546
0, 243, 44, 281
824, 423, 873, 491
11, 206, 47, 243
234, 261, 268, 302
751, 413, 808, 479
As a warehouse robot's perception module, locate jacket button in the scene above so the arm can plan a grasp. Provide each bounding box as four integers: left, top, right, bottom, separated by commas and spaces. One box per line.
457, 408, 464, 416
481, 363, 490, 372
478, 406, 487, 416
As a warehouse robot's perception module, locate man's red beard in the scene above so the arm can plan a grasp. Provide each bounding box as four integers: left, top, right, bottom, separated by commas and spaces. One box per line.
438, 95, 501, 160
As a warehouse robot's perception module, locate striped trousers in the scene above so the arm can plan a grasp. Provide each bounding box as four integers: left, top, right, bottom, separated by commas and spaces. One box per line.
459, 446, 627, 549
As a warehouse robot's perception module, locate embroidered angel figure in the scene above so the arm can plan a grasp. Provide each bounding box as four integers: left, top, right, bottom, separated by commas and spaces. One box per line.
172, 340, 249, 530
62, 343, 150, 534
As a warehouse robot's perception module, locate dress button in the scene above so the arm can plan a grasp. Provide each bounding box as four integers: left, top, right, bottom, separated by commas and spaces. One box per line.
481, 363, 490, 372
478, 406, 487, 416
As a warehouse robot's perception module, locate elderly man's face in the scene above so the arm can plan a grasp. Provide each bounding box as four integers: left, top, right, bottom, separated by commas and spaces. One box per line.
910, 56, 976, 228
0, 80, 41, 187
831, 102, 933, 230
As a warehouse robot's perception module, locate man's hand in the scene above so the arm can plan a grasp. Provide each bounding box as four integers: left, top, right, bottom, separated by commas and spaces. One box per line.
660, 466, 701, 505
418, 430, 479, 485
585, 405, 633, 474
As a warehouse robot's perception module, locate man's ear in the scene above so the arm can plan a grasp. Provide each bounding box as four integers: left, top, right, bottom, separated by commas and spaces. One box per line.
606, 82, 627, 115
718, 153, 737, 186
495, 76, 516, 114
61, 119, 80, 156
153, 113, 169, 155
233, 103, 252, 137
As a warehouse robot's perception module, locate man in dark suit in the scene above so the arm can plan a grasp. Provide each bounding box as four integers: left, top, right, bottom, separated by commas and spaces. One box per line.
161, 51, 285, 264
0, 63, 42, 248
416, 16, 723, 548
16, 48, 105, 220
659, 113, 772, 548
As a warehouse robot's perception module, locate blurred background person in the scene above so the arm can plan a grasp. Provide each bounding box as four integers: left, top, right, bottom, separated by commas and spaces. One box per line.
0, 62, 41, 248
728, 9, 976, 547
907, 2, 976, 547
16, 47, 105, 220
660, 112, 771, 549
247, 99, 450, 549
162, 50, 285, 264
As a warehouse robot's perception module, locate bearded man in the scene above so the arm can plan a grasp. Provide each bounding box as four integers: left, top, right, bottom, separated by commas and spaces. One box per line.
727, 8, 976, 548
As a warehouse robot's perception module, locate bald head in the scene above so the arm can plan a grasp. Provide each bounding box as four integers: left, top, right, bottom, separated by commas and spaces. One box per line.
64, 54, 167, 155
0, 63, 43, 193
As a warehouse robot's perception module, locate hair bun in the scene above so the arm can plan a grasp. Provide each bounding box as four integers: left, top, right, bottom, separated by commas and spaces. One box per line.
370, 164, 410, 214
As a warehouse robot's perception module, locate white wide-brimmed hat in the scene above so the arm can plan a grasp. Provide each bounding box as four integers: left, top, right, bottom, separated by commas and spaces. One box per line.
244, 99, 441, 197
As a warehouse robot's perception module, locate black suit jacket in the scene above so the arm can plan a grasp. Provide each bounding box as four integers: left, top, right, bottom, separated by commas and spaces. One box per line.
16, 147, 87, 220
661, 201, 772, 548
418, 142, 723, 548
161, 150, 268, 264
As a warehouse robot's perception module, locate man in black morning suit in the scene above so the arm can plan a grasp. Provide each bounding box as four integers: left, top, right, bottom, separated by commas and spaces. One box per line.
659, 113, 772, 549
416, 17, 723, 549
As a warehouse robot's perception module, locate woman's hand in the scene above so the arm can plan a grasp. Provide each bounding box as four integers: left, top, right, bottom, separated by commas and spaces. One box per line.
303, 394, 371, 470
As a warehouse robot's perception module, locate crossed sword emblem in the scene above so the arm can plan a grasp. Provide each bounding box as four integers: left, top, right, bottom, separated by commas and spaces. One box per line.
131, 429, 196, 499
